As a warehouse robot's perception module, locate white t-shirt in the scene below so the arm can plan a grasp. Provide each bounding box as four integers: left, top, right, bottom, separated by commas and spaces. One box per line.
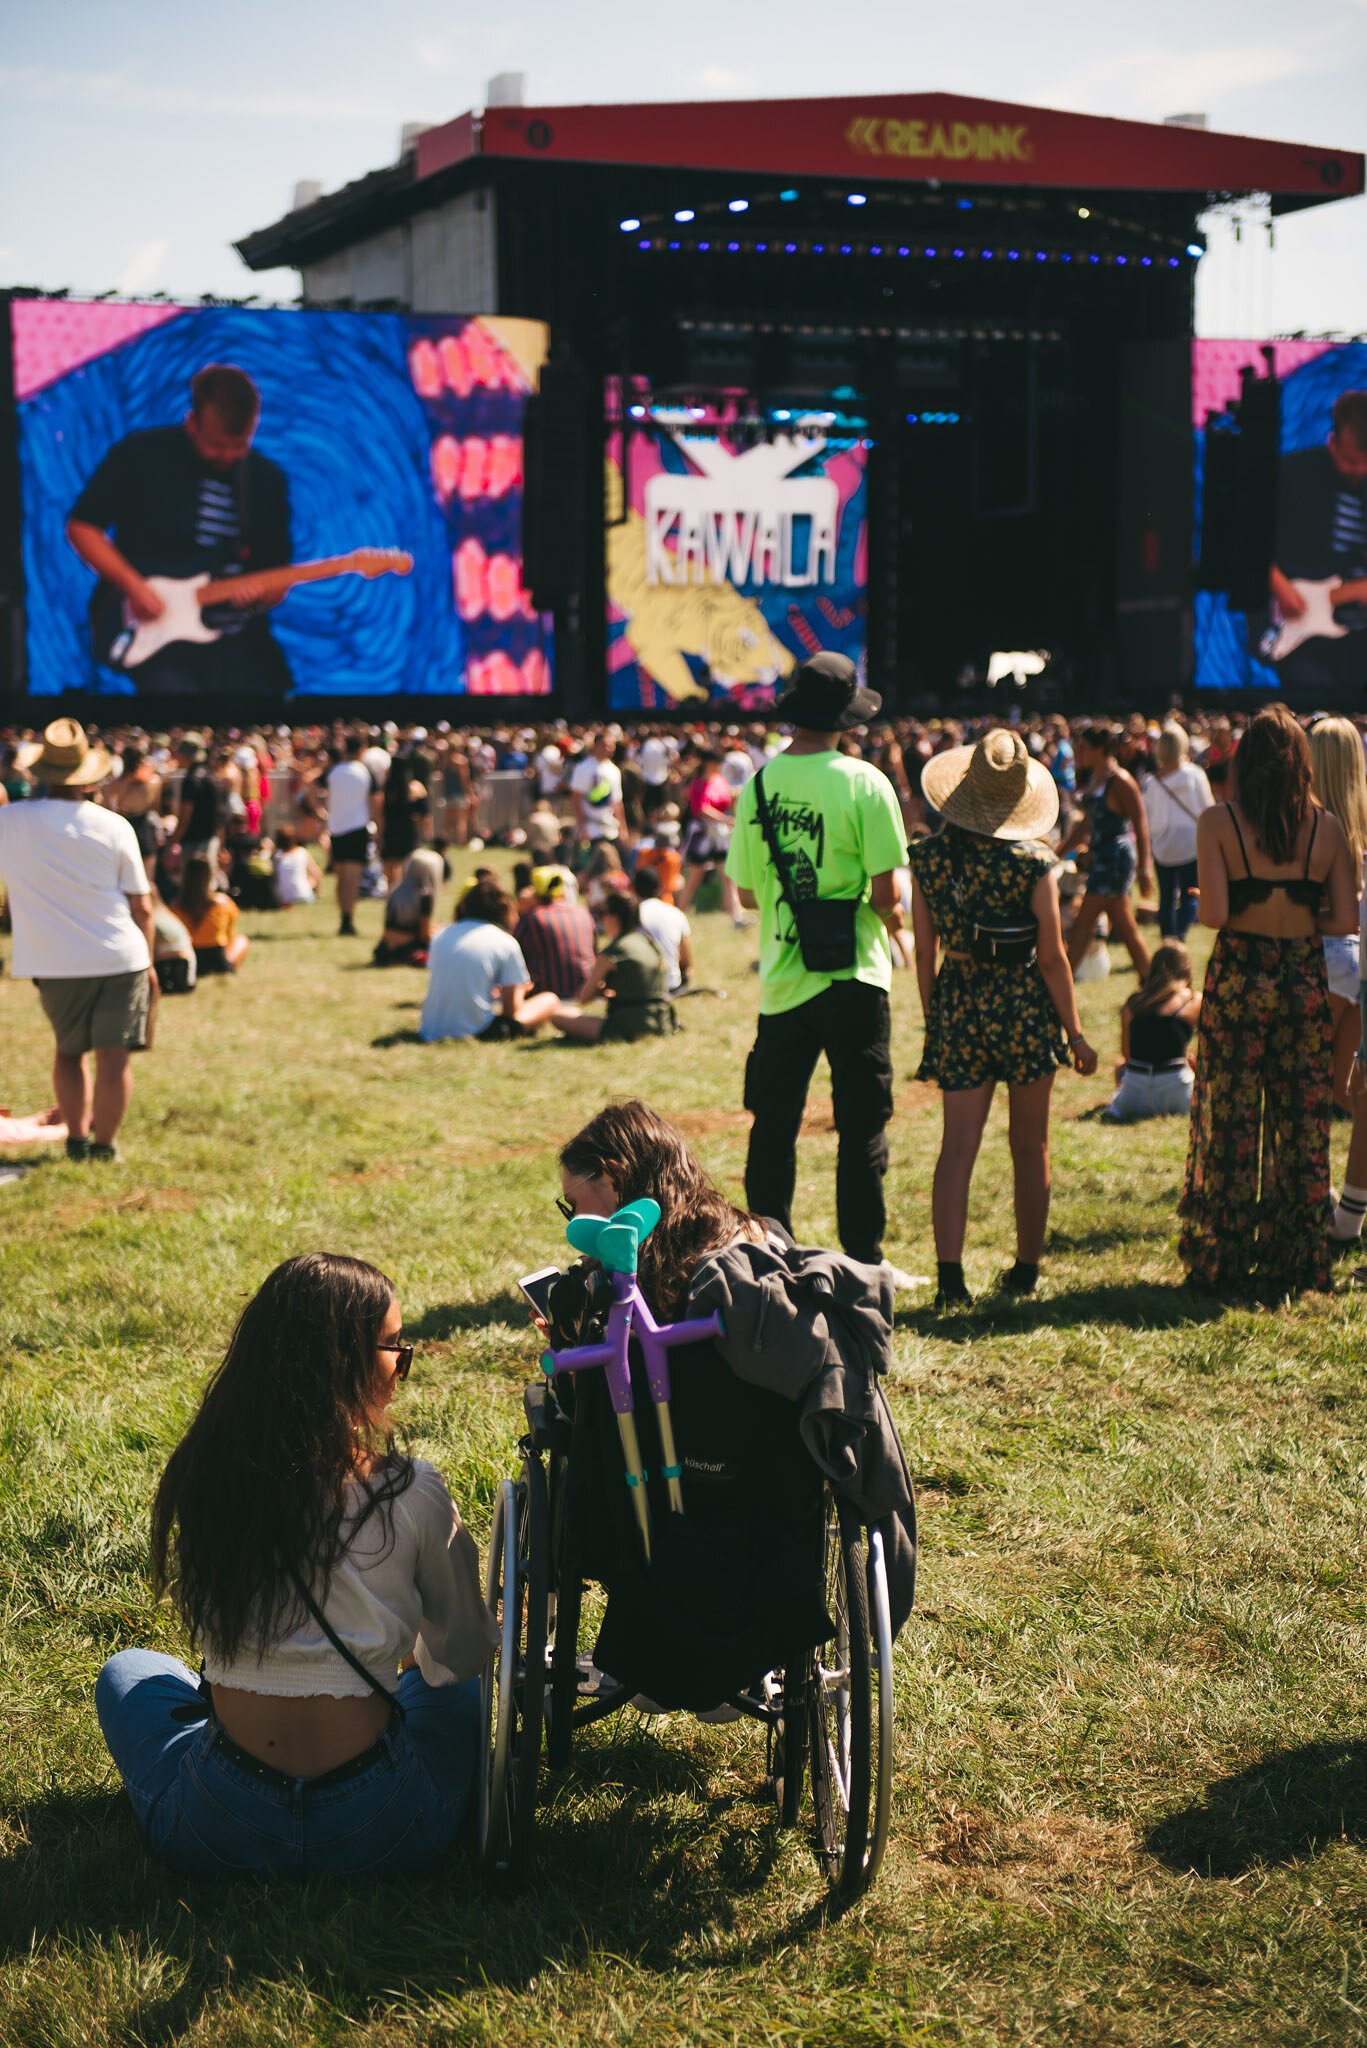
326, 759, 375, 837
535, 745, 565, 797
639, 898, 690, 992
273, 846, 316, 905
420, 920, 531, 1041
638, 736, 671, 787
201, 1460, 498, 1700
362, 745, 392, 788
0, 799, 151, 978
1141, 763, 1213, 868
570, 755, 623, 839
721, 747, 755, 792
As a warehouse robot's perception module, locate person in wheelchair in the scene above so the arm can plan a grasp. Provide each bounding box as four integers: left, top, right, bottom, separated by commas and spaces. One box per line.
95, 1252, 498, 1877
546, 1100, 915, 1718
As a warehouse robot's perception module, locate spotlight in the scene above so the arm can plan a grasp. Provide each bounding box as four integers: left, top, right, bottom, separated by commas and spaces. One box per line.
674, 209, 695, 223
638, 238, 651, 250
756, 240, 768, 252
1115, 254, 1127, 265
1088, 253, 1099, 264
957, 198, 973, 211
785, 241, 797, 252
905, 412, 919, 424
1186, 242, 1204, 257
840, 243, 852, 254
619, 217, 641, 231
773, 408, 792, 421
981, 248, 994, 259
925, 245, 937, 256
1007, 249, 1019, 260
698, 240, 711, 251
1141, 255, 1152, 267
870, 244, 882, 255
1078, 206, 1090, 218
728, 199, 748, 213
1061, 252, 1072, 263
813, 242, 825, 253
779, 188, 799, 200
727, 240, 740, 251
1034, 250, 1046, 262
847, 193, 867, 207
668, 239, 681, 250
952, 247, 965, 258
1167, 256, 1180, 267
898, 245, 910, 256
629, 404, 647, 418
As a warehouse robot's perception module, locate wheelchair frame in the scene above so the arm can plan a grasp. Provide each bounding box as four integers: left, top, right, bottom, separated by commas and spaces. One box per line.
475, 1378, 896, 1896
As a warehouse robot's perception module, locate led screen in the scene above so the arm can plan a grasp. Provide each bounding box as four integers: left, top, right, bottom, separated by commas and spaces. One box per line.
1193, 338, 1367, 696
605, 386, 868, 711
11, 298, 553, 699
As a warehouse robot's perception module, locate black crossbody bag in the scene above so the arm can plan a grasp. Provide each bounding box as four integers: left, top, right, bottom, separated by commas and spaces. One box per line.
752, 766, 859, 973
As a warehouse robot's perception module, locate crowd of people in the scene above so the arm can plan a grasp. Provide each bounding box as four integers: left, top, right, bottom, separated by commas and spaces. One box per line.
3, 683, 1366, 1299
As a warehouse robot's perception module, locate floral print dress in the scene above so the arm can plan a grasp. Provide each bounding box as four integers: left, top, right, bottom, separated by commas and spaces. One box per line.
1178, 931, 1333, 1295
909, 827, 1066, 1091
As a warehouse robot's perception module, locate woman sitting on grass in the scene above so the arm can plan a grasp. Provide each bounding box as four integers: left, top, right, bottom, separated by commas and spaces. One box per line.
1102, 943, 1201, 1124
552, 890, 677, 1043
95, 1252, 497, 1878
172, 854, 249, 977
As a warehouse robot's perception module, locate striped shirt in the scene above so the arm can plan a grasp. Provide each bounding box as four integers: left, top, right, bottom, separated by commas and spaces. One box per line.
513, 901, 597, 1001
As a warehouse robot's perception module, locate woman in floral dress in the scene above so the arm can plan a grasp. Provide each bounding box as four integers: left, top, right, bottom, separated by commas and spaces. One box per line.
1180, 705, 1356, 1296
911, 729, 1098, 1309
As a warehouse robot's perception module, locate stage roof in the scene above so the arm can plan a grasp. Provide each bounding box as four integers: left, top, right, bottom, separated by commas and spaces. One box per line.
237, 89, 1362, 274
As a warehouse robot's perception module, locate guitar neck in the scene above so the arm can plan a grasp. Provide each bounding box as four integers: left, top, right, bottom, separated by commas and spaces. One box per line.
198, 556, 365, 608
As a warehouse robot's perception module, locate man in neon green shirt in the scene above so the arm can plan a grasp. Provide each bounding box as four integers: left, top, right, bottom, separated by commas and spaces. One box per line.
727, 653, 907, 1262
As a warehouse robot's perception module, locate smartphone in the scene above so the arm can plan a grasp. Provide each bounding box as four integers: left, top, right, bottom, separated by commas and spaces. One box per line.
518, 1267, 561, 1320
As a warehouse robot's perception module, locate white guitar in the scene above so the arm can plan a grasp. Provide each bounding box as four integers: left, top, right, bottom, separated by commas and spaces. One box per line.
95, 547, 413, 671
1267, 575, 1367, 663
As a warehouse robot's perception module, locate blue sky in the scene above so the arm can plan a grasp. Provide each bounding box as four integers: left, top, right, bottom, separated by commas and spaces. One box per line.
2, 0, 1364, 335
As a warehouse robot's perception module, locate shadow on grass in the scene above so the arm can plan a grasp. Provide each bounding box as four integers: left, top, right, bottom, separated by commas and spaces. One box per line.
1, 1740, 831, 2024
1145, 1740, 1367, 1876
896, 1278, 1230, 1340
405, 1291, 538, 1339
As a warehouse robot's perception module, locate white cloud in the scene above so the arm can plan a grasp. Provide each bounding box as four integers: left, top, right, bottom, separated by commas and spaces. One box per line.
697, 66, 746, 94
117, 238, 169, 294
414, 37, 453, 72
1044, 37, 1338, 123
0, 63, 403, 124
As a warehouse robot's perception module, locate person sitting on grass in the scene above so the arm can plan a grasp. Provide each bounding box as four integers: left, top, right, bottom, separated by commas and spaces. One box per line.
1102, 942, 1201, 1124
373, 847, 445, 968
150, 886, 197, 995
513, 865, 597, 1001
633, 864, 693, 994
418, 875, 562, 1042
95, 1252, 498, 1877
272, 824, 322, 907
552, 889, 677, 1043
172, 855, 249, 977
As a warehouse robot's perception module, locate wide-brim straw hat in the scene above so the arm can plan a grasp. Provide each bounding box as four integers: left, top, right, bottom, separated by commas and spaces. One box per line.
16, 718, 114, 788
922, 728, 1059, 841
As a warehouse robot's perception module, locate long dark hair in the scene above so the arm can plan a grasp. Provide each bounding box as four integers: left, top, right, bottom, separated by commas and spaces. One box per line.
560, 1100, 756, 1319
178, 854, 217, 925
1132, 941, 1192, 1013
150, 1253, 413, 1663
1233, 703, 1312, 866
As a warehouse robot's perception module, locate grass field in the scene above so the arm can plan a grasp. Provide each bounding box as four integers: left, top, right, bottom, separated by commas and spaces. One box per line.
3, 877, 1367, 2047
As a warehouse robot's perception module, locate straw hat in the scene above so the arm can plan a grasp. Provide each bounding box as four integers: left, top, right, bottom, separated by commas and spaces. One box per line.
921, 728, 1059, 841
16, 718, 114, 788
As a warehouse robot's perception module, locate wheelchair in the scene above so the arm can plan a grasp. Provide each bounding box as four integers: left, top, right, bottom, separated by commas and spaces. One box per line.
474, 1203, 905, 1897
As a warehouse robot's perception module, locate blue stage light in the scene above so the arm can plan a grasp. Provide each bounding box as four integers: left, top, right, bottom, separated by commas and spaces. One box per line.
1007, 249, 1019, 260
727, 240, 740, 251
871, 244, 882, 255
780, 188, 798, 200
813, 242, 825, 252
925, 245, 936, 257
1115, 254, 1127, 265
674, 209, 695, 223
1061, 252, 1072, 263
1168, 256, 1180, 267
668, 240, 681, 250
898, 245, 910, 256
785, 241, 797, 252
956, 198, 973, 210
906, 412, 919, 423
756, 241, 768, 252
1035, 250, 1047, 261
952, 247, 965, 258
773, 409, 791, 421
1187, 242, 1204, 257
847, 193, 868, 206
619, 218, 641, 232
981, 248, 994, 259
638, 238, 651, 250
1088, 253, 1100, 264
948, 412, 960, 424
698, 240, 711, 251
1141, 255, 1152, 267
728, 199, 748, 213
839, 244, 852, 254
629, 404, 647, 418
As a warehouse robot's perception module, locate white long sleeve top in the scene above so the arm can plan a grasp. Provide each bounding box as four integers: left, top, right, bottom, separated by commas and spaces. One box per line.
202, 1460, 499, 1699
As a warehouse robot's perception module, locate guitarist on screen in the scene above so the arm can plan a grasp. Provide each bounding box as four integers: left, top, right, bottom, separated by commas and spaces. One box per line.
1264, 389, 1367, 701
66, 363, 293, 699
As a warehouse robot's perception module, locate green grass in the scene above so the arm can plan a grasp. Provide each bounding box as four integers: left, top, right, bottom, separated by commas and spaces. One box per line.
3, 882, 1367, 2046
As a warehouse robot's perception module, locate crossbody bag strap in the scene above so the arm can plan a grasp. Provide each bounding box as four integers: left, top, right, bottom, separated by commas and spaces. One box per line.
752, 765, 802, 916
289, 1567, 404, 1715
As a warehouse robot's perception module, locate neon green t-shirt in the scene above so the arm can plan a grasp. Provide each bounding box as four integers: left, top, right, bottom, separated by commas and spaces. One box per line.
726, 748, 908, 1016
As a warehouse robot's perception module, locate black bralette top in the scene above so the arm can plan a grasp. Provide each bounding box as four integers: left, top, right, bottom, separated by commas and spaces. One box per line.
1224, 804, 1324, 916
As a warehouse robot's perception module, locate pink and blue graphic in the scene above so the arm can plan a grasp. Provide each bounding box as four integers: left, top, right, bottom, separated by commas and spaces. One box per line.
606, 387, 867, 712
1193, 338, 1367, 693
12, 298, 552, 698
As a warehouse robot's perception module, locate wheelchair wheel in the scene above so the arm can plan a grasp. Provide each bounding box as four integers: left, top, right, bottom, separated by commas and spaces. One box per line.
478, 1456, 549, 1876
547, 1453, 585, 1770
810, 1495, 894, 1895
773, 1667, 807, 1829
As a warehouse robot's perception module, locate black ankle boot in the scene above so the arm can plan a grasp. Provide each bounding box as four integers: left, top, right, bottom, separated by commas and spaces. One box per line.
1000, 1260, 1039, 1296
934, 1261, 973, 1311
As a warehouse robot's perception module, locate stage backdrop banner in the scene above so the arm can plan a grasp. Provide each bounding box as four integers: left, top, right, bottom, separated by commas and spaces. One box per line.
12, 298, 553, 698
606, 392, 868, 712
1193, 338, 1367, 696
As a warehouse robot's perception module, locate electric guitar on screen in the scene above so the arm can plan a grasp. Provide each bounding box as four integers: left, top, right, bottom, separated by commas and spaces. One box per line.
91, 548, 414, 672
1267, 575, 1367, 663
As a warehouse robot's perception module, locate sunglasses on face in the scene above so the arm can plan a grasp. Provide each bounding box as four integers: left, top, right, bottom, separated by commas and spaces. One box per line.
555, 1196, 575, 1221
378, 1340, 414, 1382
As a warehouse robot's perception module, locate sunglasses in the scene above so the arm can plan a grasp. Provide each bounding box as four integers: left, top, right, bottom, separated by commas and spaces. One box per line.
378, 1339, 414, 1382
554, 1196, 575, 1222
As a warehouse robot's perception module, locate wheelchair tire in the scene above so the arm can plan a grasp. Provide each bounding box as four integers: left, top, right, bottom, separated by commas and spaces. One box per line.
773, 1667, 807, 1829
547, 1452, 585, 1771
811, 1495, 881, 1896
478, 1458, 549, 1876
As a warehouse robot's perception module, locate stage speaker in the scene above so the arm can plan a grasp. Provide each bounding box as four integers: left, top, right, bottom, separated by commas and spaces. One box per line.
524, 359, 587, 611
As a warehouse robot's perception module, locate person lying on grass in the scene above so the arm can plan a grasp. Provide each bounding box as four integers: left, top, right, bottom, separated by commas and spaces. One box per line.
96, 1252, 497, 1878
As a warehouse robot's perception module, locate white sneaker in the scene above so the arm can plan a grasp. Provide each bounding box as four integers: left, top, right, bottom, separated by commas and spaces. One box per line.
880, 1262, 930, 1291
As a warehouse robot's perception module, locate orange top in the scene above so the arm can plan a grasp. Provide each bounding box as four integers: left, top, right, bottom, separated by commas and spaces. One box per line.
635, 845, 682, 904
174, 893, 239, 949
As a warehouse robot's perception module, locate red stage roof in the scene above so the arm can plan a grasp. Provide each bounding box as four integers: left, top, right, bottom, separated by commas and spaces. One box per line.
416, 91, 1362, 208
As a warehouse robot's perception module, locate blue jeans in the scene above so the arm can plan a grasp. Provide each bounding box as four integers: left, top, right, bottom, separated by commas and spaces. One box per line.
95, 1650, 481, 1878
1156, 860, 1199, 939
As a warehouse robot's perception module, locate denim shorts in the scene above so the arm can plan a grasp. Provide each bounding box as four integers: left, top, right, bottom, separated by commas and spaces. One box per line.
1085, 836, 1137, 901
1322, 933, 1360, 1003
96, 1649, 481, 1880
1102, 1063, 1193, 1124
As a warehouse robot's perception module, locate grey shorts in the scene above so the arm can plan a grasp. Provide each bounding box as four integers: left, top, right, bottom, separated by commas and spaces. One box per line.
36, 970, 151, 1057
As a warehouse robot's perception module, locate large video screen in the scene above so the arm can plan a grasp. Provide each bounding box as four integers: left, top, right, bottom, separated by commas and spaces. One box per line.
605, 387, 867, 711
1193, 339, 1367, 696
12, 299, 553, 699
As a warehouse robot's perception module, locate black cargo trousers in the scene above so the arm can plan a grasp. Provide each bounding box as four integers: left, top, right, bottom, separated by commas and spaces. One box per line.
742, 977, 894, 1264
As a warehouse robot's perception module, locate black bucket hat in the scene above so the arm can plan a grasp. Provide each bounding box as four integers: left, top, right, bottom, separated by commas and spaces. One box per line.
774, 652, 881, 731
